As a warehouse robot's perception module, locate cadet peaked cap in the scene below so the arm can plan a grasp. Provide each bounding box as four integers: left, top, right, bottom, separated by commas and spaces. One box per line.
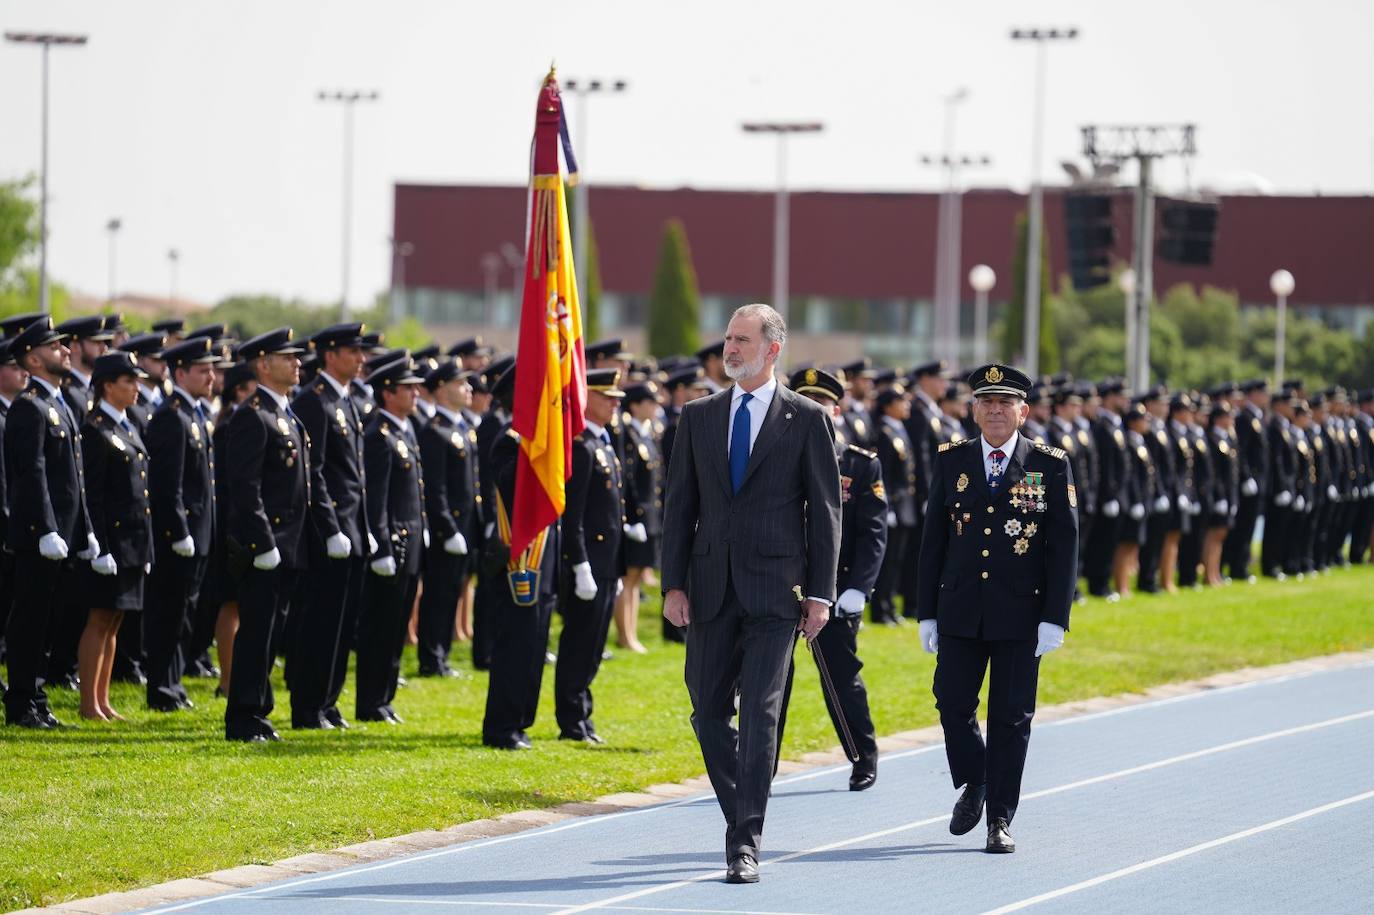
839, 357, 871, 376
370, 358, 424, 389
223, 361, 256, 392
491, 362, 517, 401
102, 313, 127, 335
1239, 379, 1268, 393
447, 336, 487, 358
360, 330, 387, 352
366, 349, 409, 373
238, 327, 304, 361
664, 366, 703, 390
119, 333, 166, 357
423, 360, 467, 390
694, 340, 724, 360
311, 322, 366, 350
623, 381, 658, 404
184, 323, 228, 343
908, 359, 947, 381
875, 386, 907, 411
55, 314, 114, 342
1, 311, 47, 339
151, 318, 186, 336
161, 336, 222, 368
90, 351, 147, 383
789, 366, 845, 402
967, 363, 1032, 399
12, 316, 68, 355
586, 339, 634, 362
587, 368, 625, 398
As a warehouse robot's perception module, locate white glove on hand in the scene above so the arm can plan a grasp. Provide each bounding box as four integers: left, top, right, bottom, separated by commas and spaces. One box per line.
1215, 498, 1229, 515
615, 579, 624, 596
1274, 490, 1293, 508
171, 535, 195, 558
367, 532, 379, 555
144, 562, 152, 574
484, 522, 495, 539
1130, 503, 1146, 520
1178, 494, 1192, 512
77, 532, 101, 561
919, 619, 939, 654
422, 528, 430, 548
444, 532, 468, 555
91, 554, 117, 576
836, 588, 867, 615
1190, 500, 1203, 516
1154, 495, 1171, 514
254, 547, 282, 570
370, 555, 397, 577
1328, 485, 1339, 502
325, 531, 351, 559
38, 532, 69, 561
573, 561, 597, 601
1102, 499, 1120, 518
886, 510, 898, 528
1035, 621, 1066, 657
623, 522, 648, 543
1242, 478, 1259, 497
1294, 495, 1307, 512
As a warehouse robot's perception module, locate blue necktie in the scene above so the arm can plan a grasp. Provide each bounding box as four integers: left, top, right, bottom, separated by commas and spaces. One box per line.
729, 393, 753, 494
120, 418, 133, 434
601, 429, 611, 446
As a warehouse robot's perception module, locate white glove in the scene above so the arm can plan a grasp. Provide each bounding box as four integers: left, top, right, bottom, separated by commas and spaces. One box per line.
886, 510, 898, 528
254, 547, 282, 570
444, 532, 468, 555
1190, 500, 1203, 516
144, 562, 152, 574
1035, 621, 1066, 657
1328, 485, 1339, 501
77, 532, 101, 561
370, 555, 397, 577
367, 532, 379, 555
422, 528, 430, 548
572, 561, 597, 600
1294, 495, 1306, 512
1153, 495, 1171, 514
1242, 478, 1259, 497
171, 535, 195, 558
615, 578, 624, 596
623, 522, 648, 543
1215, 499, 1229, 515
1102, 499, 1120, 518
325, 531, 351, 559
1178, 494, 1192, 512
91, 553, 117, 576
38, 532, 69, 561
836, 588, 866, 615
484, 522, 495, 539
1274, 490, 1293, 508
1130, 503, 1146, 520
918, 619, 938, 654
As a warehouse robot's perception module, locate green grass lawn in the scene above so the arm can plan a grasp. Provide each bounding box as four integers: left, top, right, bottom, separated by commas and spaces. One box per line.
4, 565, 1374, 909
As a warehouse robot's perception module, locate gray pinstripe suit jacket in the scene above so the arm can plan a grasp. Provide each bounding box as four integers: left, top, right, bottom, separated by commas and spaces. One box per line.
661, 383, 842, 622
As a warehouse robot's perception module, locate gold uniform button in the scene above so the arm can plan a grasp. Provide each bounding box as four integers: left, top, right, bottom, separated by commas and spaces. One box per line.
982, 549, 989, 557
981, 571, 989, 580
987, 506, 995, 514
984, 528, 992, 535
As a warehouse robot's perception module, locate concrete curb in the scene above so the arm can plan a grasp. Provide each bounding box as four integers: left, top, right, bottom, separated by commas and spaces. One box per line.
19, 648, 1374, 914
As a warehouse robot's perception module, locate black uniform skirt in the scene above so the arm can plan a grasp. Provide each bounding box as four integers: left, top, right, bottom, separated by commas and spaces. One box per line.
90, 566, 146, 612
625, 533, 660, 570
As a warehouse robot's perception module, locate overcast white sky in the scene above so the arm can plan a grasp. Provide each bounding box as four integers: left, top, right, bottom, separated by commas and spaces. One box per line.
2, 0, 1371, 308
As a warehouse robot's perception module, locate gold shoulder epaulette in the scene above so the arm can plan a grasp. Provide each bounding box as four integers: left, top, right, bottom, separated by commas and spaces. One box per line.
938, 438, 975, 453
846, 443, 876, 460
1034, 441, 1067, 460
314, 383, 325, 394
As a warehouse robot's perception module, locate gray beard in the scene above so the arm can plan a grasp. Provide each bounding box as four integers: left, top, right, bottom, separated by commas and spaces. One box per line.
724, 353, 766, 382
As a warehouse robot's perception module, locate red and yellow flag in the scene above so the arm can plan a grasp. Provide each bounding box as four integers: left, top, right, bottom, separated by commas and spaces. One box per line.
509, 70, 587, 558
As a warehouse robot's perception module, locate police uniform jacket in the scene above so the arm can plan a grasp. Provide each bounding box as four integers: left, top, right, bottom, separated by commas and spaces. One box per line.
915, 435, 1077, 641
488, 427, 560, 597
1208, 425, 1240, 524
1022, 416, 1050, 446
876, 416, 919, 527
1267, 415, 1299, 502
1092, 413, 1129, 514
622, 418, 664, 539
1051, 415, 1094, 516
843, 402, 875, 450
1073, 416, 1100, 515
906, 391, 943, 502
5, 379, 93, 552
226, 388, 316, 569
81, 407, 154, 569
836, 442, 887, 609
1148, 420, 1183, 525
1293, 426, 1316, 507
563, 426, 626, 578
1167, 420, 1199, 517
62, 374, 93, 427
1188, 422, 1213, 517
475, 406, 508, 531
292, 376, 368, 557
0, 397, 10, 547
147, 390, 215, 557
363, 410, 426, 576
1236, 402, 1270, 496
1125, 429, 1157, 526
419, 407, 480, 546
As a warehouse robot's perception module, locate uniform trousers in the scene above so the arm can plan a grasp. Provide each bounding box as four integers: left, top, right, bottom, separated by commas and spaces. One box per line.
225, 566, 297, 739
482, 590, 554, 743
934, 634, 1041, 825
554, 576, 617, 739
1084, 511, 1120, 595
290, 552, 364, 724
0, 551, 14, 691
1261, 504, 1291, 576
111, 611, 146, 682
144, 552, 208, 709
355, 567, 420, 718
775, 616, 878, 772
416, 548, 467, 675
1225, 494, 1262, 579
871, 526, 909, 622
470, 568, 500, 669
684, 577, 797, 862
1137, 513, 1167, 591
3, 553, 68, 721
899, 520, 925, 617
1178, 520, 1204, 586
1351, 499, 1374, 564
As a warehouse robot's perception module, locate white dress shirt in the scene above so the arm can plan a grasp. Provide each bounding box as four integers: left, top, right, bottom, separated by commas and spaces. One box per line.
982, 430, 1020, 481
726, 376, 777, 456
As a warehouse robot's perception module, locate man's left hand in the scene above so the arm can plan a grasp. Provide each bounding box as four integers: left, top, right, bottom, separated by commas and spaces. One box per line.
1035, 622, 1066, 657
799, 599, 829, 642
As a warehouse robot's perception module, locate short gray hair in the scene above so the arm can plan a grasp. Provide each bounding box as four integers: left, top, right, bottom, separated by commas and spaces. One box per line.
731, 303, 787, 350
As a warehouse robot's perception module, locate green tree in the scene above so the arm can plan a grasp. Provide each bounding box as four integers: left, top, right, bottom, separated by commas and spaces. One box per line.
582, 220, 603, 342
646, 220, 702, 358
1000, 211, 1058, 373
0, 177, 38, 279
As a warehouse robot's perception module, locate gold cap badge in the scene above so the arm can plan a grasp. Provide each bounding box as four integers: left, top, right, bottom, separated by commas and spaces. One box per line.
985, 365, 1004, 384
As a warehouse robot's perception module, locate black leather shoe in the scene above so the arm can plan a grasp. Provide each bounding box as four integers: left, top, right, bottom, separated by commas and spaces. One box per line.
292, 714, 335, 730
8, 711, 53, 729
986, 817, 1015, 853
848, 762, 877, 792
950, 783, 986, 835
725, 854, 759, 884
484, 733, 532, 750
383, 707, 404, 724
323, 708, 350, 729
147, 701, 184, 713
178, 697, 196, 711
226, 731, 267, 743
559, 731, 605, 745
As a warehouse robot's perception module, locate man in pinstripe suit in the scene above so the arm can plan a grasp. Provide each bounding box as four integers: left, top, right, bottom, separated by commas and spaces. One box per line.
661, 303, 842, 885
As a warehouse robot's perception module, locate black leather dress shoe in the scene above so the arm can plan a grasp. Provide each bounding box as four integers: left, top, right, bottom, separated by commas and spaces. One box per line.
483, 733, 532, 750
848, 762, 877, 792
323, 708, 350, 729
950, 783, 986, 835
384, 708, 404, 724
356, 709, 392, 723
226, 731, 267, 743
292, 714, 335, 730
559, 731, 605, 745
725, 854, 759, 884
147, 701, 183, 713
986, 818, 1015, 853
8, 711, 53, 729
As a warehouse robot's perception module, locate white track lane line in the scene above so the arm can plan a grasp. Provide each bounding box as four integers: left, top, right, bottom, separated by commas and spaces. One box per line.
551, 709, 1374, 914
980, 789, 1374, 914
317, 898, 826, 914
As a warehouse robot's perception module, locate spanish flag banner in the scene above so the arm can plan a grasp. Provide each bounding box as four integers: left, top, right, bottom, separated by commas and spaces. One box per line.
509, 69, 587, 559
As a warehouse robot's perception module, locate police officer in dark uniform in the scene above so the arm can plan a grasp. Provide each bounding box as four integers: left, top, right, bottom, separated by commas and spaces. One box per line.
1086, 379, 1130, 598
288, 323, 370, 728
144, 336, 220, 712
3, 318, 99, 728
1262, 390, 1299, 578
839, 358, 876, 449
776, 367, 886, 790
118, 333, 168, 440
0, 338, 23, 696
471, 354, 514, 669
356, 358, 427, 723
916, 363, 1077, 854
1138, 387, 1180, 593
416, 360, 479, 678
1226, 380, 1270, 581
872, 385, 917, 624
618, 381, 661, 654
223, 328, 314, 742
55, 314, 113, 428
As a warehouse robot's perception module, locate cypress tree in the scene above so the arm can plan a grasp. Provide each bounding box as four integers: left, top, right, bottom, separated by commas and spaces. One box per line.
647, 219, 702, 358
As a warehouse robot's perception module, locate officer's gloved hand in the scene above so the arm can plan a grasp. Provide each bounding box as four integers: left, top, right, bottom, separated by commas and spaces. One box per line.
1294, 495, 1307, 512
367, 531, 379, 555
918, 618, 938, 654
144, 562, 152, 574
484, 522, 495, 540
370, 555, 397, 577
254, 547, 282, 571
1035, 622, 1066, 658
1190, 499, 1203, 516
1129, 503, 1146, 520
1102, 499, 1120, 518
444, 532, 467, 555
325, 531, 351, 559
422, 528, 430, 549
623, 522, 648, 543
1274, 490, 1293, 508
886, 510, 898, 528
837, 588, 866, 616
1242, 478, 1259, 497
1328, 484, 1339, 502
572, 561, 597, 600
615, 578, 624, 596
38, 532, 69, 561
171, 535, 196, 558
1215, 498, 1229, 515
91, 553, 118, 576
77, 532, 101, 561
1178, 494, 1192, 513
1153, 495, 1171, 514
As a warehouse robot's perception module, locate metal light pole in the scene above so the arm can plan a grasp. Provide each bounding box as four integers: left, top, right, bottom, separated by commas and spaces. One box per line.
968, 264, 996, 366
742, 122, 824, 335
317, 89, 379, 320
562, 78, 627, 308
1118, 268, 1137, 384
1011, 27, 1078, 375
5, 31, 89, 313
1271, 269, 1295, 383
167, 248, 180, 305
922, 152, 991, 363
106, 218, 121, 305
